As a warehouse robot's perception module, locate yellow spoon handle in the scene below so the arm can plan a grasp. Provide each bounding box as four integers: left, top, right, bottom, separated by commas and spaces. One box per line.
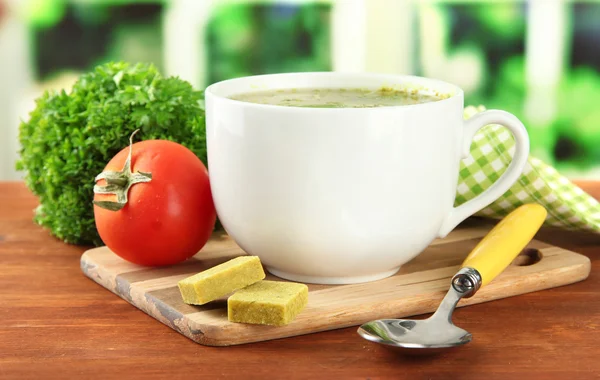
461, 204, 548, 287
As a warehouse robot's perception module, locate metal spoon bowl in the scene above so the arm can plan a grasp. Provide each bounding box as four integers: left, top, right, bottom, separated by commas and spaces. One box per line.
358, 319, 472, 349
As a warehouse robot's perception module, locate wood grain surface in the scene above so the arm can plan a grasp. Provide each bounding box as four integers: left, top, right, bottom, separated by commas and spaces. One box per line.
81, 227, 589, 346
1, 181, 600, 379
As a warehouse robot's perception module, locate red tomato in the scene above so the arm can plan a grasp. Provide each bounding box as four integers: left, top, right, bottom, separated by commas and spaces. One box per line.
93, 139, 216, 266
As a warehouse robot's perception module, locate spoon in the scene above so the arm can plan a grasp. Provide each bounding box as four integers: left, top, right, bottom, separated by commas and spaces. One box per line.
357, 203, 548, 351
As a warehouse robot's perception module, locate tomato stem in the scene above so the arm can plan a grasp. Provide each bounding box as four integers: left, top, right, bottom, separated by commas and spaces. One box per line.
93, 129, 152, 211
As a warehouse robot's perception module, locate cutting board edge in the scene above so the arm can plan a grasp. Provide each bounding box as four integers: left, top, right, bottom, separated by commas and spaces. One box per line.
80, 251, 193, 339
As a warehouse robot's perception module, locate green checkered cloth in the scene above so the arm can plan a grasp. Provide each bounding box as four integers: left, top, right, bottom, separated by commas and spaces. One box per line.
456, 105, 600, 233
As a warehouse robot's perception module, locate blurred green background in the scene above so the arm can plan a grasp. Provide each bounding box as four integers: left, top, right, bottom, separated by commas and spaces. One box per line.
1, 0, 599, 179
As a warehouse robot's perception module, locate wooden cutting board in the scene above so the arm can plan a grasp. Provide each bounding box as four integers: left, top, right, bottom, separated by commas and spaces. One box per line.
80, 223, 591, 346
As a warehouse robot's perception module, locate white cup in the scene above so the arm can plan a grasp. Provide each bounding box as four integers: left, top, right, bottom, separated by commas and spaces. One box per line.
205, 72, 529, 284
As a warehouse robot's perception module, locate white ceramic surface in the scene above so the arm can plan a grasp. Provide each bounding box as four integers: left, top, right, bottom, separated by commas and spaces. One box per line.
205, 72, 529, 284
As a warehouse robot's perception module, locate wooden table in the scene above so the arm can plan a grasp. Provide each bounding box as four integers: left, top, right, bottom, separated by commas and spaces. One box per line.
1, 181, 599, 379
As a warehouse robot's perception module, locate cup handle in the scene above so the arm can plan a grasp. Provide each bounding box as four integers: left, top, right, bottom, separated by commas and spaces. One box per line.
438, 110, 530, 238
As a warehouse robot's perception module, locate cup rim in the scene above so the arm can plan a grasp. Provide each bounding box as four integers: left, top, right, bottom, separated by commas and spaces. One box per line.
204, 71, 464, 111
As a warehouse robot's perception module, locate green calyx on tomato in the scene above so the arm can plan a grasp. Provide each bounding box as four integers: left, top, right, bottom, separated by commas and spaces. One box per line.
93, 130, 152, 211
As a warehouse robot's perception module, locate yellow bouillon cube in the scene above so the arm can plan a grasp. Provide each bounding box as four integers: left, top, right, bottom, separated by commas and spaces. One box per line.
178, 256, 265, 305
228, 280, 308, 326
